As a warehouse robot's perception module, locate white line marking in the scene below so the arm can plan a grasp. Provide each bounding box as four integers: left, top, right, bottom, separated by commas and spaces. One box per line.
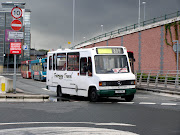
161, 103, 177, 106
42, 88, 50, 91
0, 122, 136, 127
95, 122, 135, 126
139, 102, 156, 105
0, 127, 139, 135
137, 97, 149, 99
118, 102, 134, 104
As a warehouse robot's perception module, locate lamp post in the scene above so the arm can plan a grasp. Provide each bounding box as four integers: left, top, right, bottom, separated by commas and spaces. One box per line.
101, 25, 103, 33
142, 1, 146, 22
173, 40, 179, 72
138, 0, 141, 27
72, 0, 75, 47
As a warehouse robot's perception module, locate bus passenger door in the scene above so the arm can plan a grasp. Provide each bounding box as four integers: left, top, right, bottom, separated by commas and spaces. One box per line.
78, 57, 92, 97
47, 54, 53, 86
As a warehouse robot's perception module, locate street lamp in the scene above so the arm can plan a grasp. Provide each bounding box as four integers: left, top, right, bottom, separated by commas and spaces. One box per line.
72, 0, 75, 47
142, 1, 146, 22
101, 25, 103, 33
138, 0, 141, 27
83, 37, 86, 41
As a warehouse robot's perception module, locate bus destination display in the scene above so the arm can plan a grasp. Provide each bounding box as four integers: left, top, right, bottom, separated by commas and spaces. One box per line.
96, 48, 123, 54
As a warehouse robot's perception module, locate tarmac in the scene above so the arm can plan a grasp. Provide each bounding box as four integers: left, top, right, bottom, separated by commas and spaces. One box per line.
0, 83, 180, 102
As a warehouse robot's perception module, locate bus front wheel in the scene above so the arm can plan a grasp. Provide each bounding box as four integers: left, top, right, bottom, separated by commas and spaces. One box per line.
125, 95, 134, 102
57, 86, 62, 97
89, 88, 98, 102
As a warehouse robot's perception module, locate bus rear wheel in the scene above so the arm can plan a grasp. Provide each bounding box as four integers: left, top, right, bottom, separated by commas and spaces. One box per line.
89, 88, 98, 102
57, 86, 62, 97
125, 95, 134, 102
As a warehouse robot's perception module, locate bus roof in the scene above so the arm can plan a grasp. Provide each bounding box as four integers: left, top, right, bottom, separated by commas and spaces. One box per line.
48, 46, 127, 54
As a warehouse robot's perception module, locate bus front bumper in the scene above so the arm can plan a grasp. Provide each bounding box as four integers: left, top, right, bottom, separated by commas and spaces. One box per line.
97, 89, 136, 97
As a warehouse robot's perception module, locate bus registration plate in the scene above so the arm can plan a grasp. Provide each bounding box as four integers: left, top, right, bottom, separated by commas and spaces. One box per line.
115, 90, 125, 93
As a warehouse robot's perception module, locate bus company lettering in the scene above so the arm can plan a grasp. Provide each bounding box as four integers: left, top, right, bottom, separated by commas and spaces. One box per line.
64, 73, 73, 78
34, 71, 39, 75
54, 73, 73, 79
54, 73, 63, 79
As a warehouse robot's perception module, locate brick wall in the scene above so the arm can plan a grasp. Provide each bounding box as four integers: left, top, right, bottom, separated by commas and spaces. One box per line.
84, 22, 180, 71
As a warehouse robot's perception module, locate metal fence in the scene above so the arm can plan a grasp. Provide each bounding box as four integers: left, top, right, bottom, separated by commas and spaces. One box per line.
135, 70, 180, 91
73, 11, 180, 48
0, 68, 21, 75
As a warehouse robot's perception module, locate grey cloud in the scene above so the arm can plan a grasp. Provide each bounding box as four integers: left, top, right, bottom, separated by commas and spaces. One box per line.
12, 0, 180, 50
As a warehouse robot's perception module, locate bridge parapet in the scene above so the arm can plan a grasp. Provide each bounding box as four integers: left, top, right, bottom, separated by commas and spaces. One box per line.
73, 11, 180, 49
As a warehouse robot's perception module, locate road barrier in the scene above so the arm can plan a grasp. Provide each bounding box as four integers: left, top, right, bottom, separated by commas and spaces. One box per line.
0, 76, 13, 93
135, 70, 180, 94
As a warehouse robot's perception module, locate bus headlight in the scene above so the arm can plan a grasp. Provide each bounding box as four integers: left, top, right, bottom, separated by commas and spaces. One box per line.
99, 81, 106, 86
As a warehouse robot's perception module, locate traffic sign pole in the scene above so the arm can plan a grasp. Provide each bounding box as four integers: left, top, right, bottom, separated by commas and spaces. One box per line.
11, 6, 23, 94
13, 53, 16, 94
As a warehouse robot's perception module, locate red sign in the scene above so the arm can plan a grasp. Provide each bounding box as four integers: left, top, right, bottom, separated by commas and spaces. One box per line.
10, 42, 21, 54
11, 7, 22, 19
11, 20, 22, 31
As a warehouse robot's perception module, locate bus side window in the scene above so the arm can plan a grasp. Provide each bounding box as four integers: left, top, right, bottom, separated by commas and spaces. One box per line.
67, 52, 79, 71
49, 56, 52, 70
53, 54, 56, 70
56, 53, 66, 71
88, 57, 92, 76
80, 57, 87, 75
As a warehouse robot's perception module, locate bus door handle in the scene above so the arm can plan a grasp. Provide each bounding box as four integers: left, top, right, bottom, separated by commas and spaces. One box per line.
70, 83, 78, 92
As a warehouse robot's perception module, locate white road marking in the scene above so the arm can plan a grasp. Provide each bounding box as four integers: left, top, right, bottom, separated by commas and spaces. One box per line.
139, 102, 156, 105
161, 103, 177, 106
0, 127, 139, 135
95, 122, 135, 126
0, 122, 136, 127
42, 88, 50, 91
137, 96, 149, 99
118, 102, 134, 104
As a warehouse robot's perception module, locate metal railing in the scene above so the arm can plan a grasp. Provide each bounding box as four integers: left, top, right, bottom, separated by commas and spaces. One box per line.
135, 70, 180, 91
73, 11, 180, 48
0, 68, 21, 75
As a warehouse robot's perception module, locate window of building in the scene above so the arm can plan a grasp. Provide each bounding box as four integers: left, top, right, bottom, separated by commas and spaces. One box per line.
56, 53, 66, 71
49, 56, 52, 70
67, 52, 79, 71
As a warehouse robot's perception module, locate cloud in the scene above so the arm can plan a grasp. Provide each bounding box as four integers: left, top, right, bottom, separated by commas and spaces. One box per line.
18, 0, 180, 50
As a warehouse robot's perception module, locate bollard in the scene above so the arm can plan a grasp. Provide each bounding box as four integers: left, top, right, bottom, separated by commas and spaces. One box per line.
0, 76, 13, 93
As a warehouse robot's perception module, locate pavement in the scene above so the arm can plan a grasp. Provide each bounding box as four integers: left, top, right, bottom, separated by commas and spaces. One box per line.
136, 82, 180, 95
0, 88, 49, 102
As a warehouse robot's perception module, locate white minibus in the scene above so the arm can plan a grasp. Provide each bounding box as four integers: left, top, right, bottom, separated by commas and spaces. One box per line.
46, 46, 136, 102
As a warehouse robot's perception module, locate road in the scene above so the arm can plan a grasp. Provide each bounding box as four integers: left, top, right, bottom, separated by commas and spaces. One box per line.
0, 75, 179, 135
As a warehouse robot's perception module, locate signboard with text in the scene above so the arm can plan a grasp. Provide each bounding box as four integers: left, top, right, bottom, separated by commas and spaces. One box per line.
8, 31, 24, 39
10, 42, 21, 54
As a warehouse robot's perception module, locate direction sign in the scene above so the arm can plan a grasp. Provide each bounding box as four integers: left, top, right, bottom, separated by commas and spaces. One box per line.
23, 45, 28, 50
8, 32, 24, 39
10, 42, 21, 54
11, 7, 22, 19
11, 20, 22, 31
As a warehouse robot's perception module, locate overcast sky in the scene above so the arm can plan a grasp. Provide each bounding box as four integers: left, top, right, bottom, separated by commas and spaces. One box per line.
1, 0, 180, 50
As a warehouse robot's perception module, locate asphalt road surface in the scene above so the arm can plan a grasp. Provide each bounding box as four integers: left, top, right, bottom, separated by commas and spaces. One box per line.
0, 75, 179, 135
